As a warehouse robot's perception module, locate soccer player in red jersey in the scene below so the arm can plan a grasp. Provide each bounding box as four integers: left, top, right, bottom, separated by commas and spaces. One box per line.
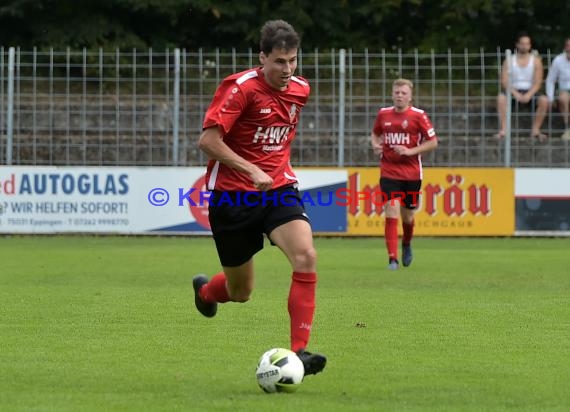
371, 78, 438, 270
192, 20, 326, 376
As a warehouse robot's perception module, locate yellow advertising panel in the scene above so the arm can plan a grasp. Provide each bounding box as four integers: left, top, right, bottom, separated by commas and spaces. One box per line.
346, 168, 514, 236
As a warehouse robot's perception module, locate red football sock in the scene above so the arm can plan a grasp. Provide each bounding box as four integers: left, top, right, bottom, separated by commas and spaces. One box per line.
288, 271, 317, 353
385, 217, 398, 260
199, 272, 231, 303
402, 219, 415, 246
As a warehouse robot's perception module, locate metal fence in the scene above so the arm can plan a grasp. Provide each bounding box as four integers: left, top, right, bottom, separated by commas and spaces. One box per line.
1, 47, 569, 167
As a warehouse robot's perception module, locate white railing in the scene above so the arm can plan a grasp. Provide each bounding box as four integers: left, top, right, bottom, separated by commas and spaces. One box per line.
1, 47, 568, 167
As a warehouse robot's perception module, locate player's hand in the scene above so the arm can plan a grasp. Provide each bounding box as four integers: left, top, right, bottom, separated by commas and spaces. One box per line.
372, 142, 383, 156
393, 145, 411, 156
250, 168, 273, 191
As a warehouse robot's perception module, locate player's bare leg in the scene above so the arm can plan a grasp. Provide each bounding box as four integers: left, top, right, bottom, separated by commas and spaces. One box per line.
192, 259, 254, 317
269, 219, 326, 376
223, 260, 255, 302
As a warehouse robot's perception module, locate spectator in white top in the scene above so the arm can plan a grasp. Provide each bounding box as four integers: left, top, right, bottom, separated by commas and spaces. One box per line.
495, 32, 549, 141
545, 37, 570, 140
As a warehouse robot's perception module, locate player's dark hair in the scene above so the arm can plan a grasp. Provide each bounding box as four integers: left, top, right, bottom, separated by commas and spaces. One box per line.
260, 20, 300, 56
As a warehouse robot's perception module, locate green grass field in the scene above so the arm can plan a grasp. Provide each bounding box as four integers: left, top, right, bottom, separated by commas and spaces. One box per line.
1, 236, 569, 412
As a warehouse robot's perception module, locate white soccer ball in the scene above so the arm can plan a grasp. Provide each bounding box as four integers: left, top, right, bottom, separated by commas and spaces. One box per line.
255, 348, 304, 393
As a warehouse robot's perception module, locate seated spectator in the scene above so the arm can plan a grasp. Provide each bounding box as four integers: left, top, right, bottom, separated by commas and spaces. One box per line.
495, 32, 549, 141
546, 37, 570, 140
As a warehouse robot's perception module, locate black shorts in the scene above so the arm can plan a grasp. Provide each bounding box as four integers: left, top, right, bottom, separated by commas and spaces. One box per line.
380, 177, 421, 209
208, 185, 310, 267
501, 89, 544, 109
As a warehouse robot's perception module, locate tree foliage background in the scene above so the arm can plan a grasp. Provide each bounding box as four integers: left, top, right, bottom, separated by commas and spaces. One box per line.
0, 0, 568, 51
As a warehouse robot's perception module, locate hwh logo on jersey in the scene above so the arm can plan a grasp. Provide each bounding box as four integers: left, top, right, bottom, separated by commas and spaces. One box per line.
253, 126, 292, 144
384, 132, 410, 144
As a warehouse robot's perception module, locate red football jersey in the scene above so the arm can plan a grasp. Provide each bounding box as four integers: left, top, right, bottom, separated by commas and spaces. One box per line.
372, 106, 437, 180
202, 67, 310, 191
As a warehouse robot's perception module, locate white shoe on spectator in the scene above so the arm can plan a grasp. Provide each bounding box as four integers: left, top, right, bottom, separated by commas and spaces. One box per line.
562, 129, 570, 141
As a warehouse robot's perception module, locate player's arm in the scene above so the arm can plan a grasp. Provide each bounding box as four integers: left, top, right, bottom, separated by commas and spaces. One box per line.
371, 112, 384, 156
198, 127, 273, 191
370, 132, 383, 156
394, 139, 438, 156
